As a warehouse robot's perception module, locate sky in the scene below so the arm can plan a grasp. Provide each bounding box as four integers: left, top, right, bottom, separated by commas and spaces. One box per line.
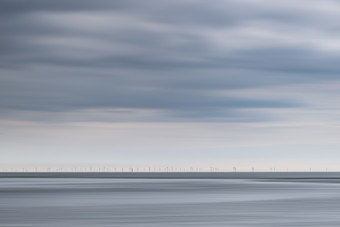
1, 0, 340, 171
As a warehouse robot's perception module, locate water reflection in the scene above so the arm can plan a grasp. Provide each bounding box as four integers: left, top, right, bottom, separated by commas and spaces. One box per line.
1, 178, 340, 226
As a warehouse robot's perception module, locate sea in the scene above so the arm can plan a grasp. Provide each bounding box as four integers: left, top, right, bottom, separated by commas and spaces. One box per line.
1, 172, 340, 226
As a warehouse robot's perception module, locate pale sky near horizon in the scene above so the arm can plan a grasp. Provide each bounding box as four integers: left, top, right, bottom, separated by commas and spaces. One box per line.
1, 0, 340, 171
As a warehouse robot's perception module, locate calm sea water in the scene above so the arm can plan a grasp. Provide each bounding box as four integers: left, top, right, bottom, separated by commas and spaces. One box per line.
1, 177, 340, 226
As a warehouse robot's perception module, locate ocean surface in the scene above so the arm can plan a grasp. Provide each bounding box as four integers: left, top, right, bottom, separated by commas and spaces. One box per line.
2, 174, 340, 226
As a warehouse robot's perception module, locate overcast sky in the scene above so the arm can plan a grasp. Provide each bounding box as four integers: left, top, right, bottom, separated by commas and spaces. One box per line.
1, 0, 340, 171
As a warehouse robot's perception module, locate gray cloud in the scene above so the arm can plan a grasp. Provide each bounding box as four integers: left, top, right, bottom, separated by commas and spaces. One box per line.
1, 0, 339, 122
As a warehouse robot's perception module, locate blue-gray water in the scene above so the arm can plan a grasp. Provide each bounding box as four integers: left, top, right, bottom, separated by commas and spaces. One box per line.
2, 174, 340, 226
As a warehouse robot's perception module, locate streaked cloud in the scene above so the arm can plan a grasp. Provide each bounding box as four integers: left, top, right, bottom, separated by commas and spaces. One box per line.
2, 0, 340, 167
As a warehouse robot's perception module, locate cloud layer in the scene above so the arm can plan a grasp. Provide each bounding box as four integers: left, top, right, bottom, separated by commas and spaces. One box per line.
3, 1, 340, 168
2, 0, 340, 123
